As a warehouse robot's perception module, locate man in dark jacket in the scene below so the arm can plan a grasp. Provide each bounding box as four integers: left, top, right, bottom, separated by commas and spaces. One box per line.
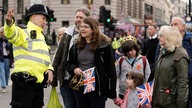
52, 7, 90, 108
142, 25, 159, 82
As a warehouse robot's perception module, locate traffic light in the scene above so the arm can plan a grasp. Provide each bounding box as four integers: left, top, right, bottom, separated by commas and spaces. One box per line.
49, 9, 56, 22
49, 17, 57, 22
99, 6, 106, 23
106, 10, 111, 23
47, 7, 56, 22
104, 9, 112, 28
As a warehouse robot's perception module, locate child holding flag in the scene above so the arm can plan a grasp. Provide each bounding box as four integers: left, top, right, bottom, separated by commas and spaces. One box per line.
116, 36, 151, 99
114, 72, 150, 108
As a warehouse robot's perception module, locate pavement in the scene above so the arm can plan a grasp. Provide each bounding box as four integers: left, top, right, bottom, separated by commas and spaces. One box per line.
0, 45, 118, 108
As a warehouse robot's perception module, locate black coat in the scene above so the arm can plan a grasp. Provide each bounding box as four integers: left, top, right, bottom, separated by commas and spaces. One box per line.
52, 33, 72, 86
67, 40, 117, 99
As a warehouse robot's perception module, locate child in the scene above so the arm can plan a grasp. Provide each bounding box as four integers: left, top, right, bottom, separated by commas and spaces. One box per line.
114, 72, 144, 108
116, 35, 151, 99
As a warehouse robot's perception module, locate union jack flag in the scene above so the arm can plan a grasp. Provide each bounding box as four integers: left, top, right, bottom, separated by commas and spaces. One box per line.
136, 80, 154, 106
83, 67, 95, 94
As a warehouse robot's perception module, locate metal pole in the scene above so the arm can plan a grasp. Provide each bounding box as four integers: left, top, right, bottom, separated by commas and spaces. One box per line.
189, 0, 191, 16
186, 2, 188, 16
88, 0, 91, 9
1, 7, 4, 26
2, 11, 4, 26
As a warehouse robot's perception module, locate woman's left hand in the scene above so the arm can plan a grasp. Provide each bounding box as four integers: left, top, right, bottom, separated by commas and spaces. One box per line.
74, 68, 83, 76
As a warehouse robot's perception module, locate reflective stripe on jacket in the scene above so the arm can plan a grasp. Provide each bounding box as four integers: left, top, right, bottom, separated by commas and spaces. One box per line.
4, 21, 53, 83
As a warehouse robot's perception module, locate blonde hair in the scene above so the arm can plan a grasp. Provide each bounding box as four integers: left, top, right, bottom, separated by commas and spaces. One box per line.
57, 27, 67, 35
158, 26, 182, 52
57, 27, 67, 44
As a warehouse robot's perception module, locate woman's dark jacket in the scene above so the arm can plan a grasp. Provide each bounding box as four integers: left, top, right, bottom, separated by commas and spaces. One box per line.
152, 46, 190, 108
67, 40, 117, 99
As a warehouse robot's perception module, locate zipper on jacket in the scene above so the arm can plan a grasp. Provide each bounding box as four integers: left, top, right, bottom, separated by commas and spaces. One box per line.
109, 78, 111, 89
100, 51, 104, 62
100, 55, 104, 63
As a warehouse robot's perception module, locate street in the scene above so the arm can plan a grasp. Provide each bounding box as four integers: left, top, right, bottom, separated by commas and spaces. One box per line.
0, 84, 118, 108
0, 45, 118, 108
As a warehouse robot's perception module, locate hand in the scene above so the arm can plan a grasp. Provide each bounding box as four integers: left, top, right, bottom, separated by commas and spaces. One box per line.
6, 8, 15, 26
45, 69, 53, 85
74, 68, 83, 76
51, 74, 58, 87
113, 98, 122, 107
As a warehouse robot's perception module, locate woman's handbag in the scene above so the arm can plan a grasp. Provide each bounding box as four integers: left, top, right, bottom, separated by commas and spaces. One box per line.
46, 87, 63, 108
69, 74, 84, 90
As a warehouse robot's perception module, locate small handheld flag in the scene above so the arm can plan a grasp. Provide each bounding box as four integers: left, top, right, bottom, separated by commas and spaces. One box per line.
82, 67, 96, 94
136, 80, 154, 106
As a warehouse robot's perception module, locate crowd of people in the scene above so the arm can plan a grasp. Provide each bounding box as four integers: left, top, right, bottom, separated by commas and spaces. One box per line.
0, 3, 192, 108
0, 26, 13, 93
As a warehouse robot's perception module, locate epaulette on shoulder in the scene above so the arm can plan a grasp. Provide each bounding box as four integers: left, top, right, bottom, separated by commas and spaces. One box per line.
17, 24, 27, 29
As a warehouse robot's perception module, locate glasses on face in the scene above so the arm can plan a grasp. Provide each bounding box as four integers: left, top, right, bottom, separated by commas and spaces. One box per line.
79, 25, 91, 29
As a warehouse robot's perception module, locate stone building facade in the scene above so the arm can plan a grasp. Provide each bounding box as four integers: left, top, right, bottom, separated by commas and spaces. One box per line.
0, 0, 186, 35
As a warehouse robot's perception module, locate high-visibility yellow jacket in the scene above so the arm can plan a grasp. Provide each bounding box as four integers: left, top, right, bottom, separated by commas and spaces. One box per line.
4, 21, 53, 83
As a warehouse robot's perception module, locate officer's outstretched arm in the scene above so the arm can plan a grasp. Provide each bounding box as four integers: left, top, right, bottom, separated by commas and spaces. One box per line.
6, 8, 15, 26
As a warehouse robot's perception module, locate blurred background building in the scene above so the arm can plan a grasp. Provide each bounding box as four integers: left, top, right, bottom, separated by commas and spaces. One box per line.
0, 0, 187, 36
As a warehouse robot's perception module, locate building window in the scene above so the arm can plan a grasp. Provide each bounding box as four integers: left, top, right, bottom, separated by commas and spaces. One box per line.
105, 0, 111, 5
145, 4, 153, 16
83, 0, 93, 4
133, 0, 137, 17
17, 19, 22, 24
154, 7, 162, 18
3, 0, 8, 13
138, 0, 142, 19
128, 0, 132, 16
61, 0, 70, 4
17, 0, 24, 14
62, 21, 69, 27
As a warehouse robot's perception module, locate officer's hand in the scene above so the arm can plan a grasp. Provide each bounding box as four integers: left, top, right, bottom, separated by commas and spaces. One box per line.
6, 8, 15, 26
45, 69, 53, 85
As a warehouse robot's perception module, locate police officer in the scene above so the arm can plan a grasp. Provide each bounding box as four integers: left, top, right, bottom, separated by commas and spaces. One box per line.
4, 4, 53, 108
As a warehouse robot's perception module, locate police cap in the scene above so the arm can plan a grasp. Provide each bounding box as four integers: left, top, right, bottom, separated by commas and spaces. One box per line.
24, 4, 50, 23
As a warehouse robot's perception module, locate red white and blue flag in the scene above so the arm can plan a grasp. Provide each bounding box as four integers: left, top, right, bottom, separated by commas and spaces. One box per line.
83, 67, 95, 94
136, 80, 154, 106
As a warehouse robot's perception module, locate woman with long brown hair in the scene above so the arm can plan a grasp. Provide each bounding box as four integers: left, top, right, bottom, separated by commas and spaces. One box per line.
67, 17, 117, 108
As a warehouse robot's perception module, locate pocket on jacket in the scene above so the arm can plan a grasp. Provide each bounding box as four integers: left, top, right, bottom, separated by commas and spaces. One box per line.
154, 90, 176, 106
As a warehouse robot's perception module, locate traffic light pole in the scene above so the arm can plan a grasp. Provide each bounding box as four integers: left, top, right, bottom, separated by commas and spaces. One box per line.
189, 0, 191, 17
47, 21, 50, 36
1, 10, 4, 26
0, 7, 4, 26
